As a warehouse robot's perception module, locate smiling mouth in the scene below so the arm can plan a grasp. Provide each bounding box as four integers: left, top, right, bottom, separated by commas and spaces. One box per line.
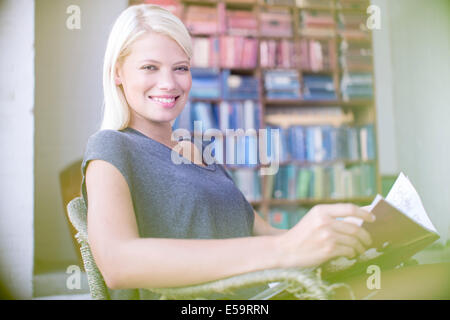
148, 95, 180, 107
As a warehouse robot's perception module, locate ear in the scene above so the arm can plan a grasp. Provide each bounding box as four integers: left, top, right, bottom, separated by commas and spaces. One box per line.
114, 64, 122, 86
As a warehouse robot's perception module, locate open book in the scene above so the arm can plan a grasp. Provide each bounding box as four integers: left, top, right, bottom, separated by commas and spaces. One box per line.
321, 172, 440, 281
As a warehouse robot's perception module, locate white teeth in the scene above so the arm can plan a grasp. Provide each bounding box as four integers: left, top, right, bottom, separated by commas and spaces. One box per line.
151, 97, 176, 103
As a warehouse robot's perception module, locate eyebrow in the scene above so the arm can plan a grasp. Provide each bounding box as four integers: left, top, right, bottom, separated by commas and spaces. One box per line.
139, 59, 190, 65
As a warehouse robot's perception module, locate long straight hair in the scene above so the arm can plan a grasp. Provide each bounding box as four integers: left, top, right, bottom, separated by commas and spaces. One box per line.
101, 4, 192, 130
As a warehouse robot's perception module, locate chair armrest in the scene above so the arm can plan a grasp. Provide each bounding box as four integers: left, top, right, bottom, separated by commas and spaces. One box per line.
143, 267, 351, 300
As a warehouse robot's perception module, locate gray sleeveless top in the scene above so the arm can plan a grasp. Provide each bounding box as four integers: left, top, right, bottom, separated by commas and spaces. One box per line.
81, 127, 254, 240
81, 127, 265, 299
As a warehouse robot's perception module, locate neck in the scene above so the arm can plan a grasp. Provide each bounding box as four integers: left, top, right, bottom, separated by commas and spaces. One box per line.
128, 114, 176, 149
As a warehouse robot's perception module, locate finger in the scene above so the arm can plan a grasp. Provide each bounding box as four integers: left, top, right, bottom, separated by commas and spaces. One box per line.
331, 220, 373, 247
334, 233, 367, 255
331, 245, 357, 260
322, 204, 376, 223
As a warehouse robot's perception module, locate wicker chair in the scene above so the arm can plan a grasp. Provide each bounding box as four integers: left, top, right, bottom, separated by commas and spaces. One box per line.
67, 196, 345, 300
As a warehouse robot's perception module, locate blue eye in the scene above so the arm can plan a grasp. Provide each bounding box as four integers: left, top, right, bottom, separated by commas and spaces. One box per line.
143, 65, 157, 71
176, 66, 190, 72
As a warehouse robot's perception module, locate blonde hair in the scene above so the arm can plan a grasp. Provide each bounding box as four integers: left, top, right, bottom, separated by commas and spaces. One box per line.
101, 4, 192, 130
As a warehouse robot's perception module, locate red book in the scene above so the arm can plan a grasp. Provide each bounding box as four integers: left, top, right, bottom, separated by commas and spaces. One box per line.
242, 38, 257, 68
218, 2, 226, 34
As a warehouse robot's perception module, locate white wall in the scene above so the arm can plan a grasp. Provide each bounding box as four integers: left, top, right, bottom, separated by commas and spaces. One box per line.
387, 0, 450, 241
34, 0, 128, 273
372, 0, 398, 175
0, 0, 35, 299
372, 0, 450, 240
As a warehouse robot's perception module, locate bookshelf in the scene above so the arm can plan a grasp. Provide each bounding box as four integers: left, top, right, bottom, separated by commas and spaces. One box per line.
131, 0, 381, 228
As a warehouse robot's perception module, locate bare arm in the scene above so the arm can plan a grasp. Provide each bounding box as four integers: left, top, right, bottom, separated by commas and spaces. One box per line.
86, 160, 282, 290
252, 210, 288, 236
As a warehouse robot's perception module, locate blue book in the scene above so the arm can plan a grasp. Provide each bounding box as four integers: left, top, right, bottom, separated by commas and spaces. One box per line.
347, 126, 360, 161
303, 90, 337, 100
236, 134, 246, 165
287, 126, 294, 160
272, 167, 283, 199
192, 102, 216, 131
297, 126, 307, 161
264, 71, 300, 90
303, 75, 336, 100
266, 91, 301, 99
264, 125, 279, 164
288, 126, 306, 161
305, 126, 316, 162
366, 124, 376, 160
222, 70, 259, 100
172, 100, 192, 131
229, 102, 237, 130
321, 126, 332, 161
244, 135, 257, 166
191, 68, 221, 99
219, 101, 230, 132
328, 127, 338, 161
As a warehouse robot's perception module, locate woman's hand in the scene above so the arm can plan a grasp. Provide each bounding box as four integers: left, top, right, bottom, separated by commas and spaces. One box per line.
275, 204, 376, 269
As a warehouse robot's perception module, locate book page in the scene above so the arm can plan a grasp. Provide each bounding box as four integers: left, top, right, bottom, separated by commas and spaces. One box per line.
385, 172, 437, 233
343, 194, 382, 227
367, 194, 383, 212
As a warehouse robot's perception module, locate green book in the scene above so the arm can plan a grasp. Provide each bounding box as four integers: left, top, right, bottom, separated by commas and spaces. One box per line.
287, 165, 297, 200
296, 168, 312, 199
313, 166, 324, 199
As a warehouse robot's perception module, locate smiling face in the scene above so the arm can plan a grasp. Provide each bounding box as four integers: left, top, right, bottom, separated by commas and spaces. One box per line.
115, 32, 192, 127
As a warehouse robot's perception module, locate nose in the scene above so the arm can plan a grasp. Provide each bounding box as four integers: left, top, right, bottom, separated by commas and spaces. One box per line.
157, 68, 177, 91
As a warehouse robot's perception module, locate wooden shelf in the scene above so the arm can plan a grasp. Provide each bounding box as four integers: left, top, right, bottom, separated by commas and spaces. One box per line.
263, 98, 372, 106
337, 34, 372, 43
339, 66, 374, 73
188, 31, 221, 37
258, 2, 297, 10
224, 0, 257, 8
301, 68, 336, 74
297, 6, 335, 11
258, 35, 295, 40
268, 197, 374, 206
182, 0, 218, 6
221, 159, 375, 170
336, 7, 370, 13
279, 159, 376, 166
251, 196, 374, 207
190, 97, 260, 103
188, 97, 373, 108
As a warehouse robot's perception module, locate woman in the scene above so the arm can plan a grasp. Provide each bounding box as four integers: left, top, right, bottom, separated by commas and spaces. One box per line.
82, 4, 448, 300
